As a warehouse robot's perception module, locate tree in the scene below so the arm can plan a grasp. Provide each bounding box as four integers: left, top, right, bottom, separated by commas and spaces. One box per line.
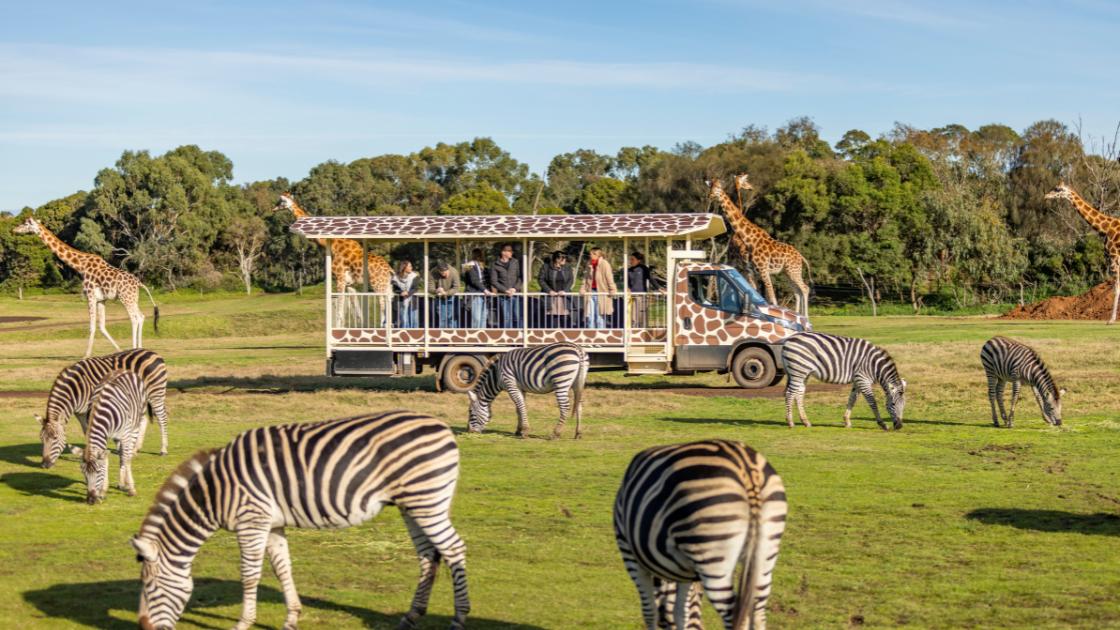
438, 183, 512, 215
225, 214, 268, 294
0, 213, 51, 297
578, 178, 629, 214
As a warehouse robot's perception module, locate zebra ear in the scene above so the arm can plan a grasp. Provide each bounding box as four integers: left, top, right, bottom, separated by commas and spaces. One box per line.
467, 390, 477, 402
1059, 388, 1067, 398
70, 446, 83, 457
131, 536, 157, 562
900, 379, 907, 391
34, 414, 44, 424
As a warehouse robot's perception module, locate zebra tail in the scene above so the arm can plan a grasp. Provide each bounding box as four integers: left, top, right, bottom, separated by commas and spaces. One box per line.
731, 494, 763, 630
141, 285, 160, 333
571, 352, 590, 437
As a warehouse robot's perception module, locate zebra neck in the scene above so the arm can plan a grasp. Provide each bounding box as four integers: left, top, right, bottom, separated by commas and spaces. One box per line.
140, 457, 222, 556
475, 369, 502, 404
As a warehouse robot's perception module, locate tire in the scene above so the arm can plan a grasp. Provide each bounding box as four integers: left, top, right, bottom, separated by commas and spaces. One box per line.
731, 347, 777, 389
440, 354, 485, 394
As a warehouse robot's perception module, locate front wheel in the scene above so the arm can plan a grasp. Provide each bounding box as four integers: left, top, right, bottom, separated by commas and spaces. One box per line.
440, 355, 485, 393
731, 347, 777, 389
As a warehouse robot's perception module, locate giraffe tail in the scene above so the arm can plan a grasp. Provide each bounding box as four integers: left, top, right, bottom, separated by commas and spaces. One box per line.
802, 254, 816, 298
141, 285, 159, 333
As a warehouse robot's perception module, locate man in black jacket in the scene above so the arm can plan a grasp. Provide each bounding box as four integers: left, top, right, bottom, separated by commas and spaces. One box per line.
538, 251, 574, 327
490, 244, 521, 328
628, 251, 663, 328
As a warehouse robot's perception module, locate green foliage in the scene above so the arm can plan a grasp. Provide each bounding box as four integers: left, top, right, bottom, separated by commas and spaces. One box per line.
577, 177, 629, 214
438, 183, 512, 215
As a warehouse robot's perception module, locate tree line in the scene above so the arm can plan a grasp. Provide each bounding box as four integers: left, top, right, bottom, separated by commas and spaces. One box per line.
2, 118, 1117, 309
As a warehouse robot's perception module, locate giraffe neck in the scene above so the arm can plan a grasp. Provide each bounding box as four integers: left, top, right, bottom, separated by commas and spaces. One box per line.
714, 188, 770, 248
289, 200, 327, 247
1067, 190, 1114, 236
34, 224, 98, 275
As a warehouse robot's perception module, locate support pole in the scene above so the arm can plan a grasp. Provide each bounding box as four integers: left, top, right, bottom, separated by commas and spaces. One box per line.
623, 237, 630, 353
522, 238, 529, 346
361, 239, 370, 328
423, 240, 430, 356
324, 244, 333, 359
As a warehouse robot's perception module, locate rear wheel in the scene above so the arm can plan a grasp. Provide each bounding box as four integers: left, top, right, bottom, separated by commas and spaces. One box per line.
731, 347, 777, 389
440, 354, 485, 393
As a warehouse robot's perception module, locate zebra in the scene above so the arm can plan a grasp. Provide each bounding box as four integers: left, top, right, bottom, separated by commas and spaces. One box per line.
614, 440, 787, 630
981, 336, 1064, 427
130, 410, 469, 630
780, 332, 907, 430
38, 348, 169, 468
466, 342, 590, 439
70, 370, 148, 503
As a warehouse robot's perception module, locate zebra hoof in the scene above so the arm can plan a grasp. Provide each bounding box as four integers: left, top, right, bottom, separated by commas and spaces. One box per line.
396, 613, 420, 630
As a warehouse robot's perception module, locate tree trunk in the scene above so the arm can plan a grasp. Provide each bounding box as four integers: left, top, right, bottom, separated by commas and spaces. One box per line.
857, 267, 877, 316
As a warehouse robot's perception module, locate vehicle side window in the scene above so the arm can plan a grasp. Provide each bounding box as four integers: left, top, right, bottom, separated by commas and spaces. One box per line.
718, 274, 742, 312
687, 272, 742, 313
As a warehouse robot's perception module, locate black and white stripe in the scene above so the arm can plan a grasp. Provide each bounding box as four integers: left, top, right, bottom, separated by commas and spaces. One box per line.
981, 336, 1064, 427
131, 411, 469, 630
467, 342, 590, 438
614, 440, 787, 630
781, 332, 907, 430
39, 348, 169, 468
74, 370, 148, 503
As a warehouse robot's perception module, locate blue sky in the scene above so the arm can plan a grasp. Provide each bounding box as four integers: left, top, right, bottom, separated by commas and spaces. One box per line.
2, 0, 1118, 210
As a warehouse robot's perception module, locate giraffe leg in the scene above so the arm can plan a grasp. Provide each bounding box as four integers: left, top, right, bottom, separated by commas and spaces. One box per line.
85, 298, 98, 358
97, 302, 121, 352
1110, 273, 1119, 325
790, 267, 810, 317
761, 270, 778, 306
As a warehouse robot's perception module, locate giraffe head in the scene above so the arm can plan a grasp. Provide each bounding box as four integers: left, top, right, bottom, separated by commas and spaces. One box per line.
734, 173, 754, 193
1044, 182, 1074, 202
274, 192, 298, 213
706, 179, 726, 201
12, 217, 41, 235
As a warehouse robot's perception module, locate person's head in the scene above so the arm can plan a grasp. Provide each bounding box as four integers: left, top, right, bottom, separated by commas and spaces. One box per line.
397, 260, 412, 276
471, 248, 485, 264
629, 251, 644, 267
436, 262, 450, 278
590, 247, 603, 262
551, 251, 567, 268
500, 244, 514, 261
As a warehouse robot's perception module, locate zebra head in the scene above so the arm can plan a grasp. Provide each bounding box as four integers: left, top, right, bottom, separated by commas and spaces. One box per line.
466, 390, 491, 433
1039, 386, 1065, 426
76, 445, 109, 504
885, 378, 907, 429
133, 536, 192, 630
38, 414, 66, 468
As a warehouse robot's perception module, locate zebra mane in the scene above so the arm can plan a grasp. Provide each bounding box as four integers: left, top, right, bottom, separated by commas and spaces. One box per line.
471, 356, 501, 399
874, 346, 903, 386
139, 448, 218, 536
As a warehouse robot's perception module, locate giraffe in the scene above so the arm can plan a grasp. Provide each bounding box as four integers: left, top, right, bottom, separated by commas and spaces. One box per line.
275, 193, 393, 326
1045, 181, 1120, 324
708, 177, 811, 316
13, 217, 158, 357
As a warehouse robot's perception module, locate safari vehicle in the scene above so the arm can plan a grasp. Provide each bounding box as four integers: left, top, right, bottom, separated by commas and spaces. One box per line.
290, 213, 810, 392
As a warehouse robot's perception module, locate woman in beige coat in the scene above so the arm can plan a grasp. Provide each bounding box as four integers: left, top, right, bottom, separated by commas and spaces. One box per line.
581, 247, 618, 328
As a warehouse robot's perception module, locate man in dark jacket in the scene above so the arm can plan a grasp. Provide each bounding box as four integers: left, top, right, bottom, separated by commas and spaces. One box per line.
490, 244, 521, 328
628, 251, 663, 328
538, 251, 574, 327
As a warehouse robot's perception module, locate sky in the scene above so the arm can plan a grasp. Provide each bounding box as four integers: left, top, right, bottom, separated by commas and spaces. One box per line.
1, 0, 1118, 210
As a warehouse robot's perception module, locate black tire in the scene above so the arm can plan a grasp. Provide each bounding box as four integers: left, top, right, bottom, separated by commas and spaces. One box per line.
731, 347, 777, 389
440, 355, 485, 394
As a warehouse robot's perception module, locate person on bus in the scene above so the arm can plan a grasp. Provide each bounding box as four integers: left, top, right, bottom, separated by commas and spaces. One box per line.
581, 247, 617, 328
538, 251, 573, 328
628, 251, 663, 328
464, 248, 490, 328
430, 261, 460, 328
490, 244, 521, 328
391, 260, 419, 328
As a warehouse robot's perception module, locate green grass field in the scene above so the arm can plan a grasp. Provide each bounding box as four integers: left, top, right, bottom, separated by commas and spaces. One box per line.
1, 291, 1118, 629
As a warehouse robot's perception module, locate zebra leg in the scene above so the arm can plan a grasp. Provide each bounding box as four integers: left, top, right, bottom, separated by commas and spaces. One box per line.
624, 562, 659, 630
784, 377, 809, 428
234, 525, 271, 630
1008, 380, 1021, 428
842, 384, 859, 428
266, 528, 302, 630
551, 388, 571, 439
697, 571, 738, 628
994, 380, 1008, 426
672, 581, 692, 630
135, 415, 150, 455
859, 379, 887, 430
118, 437, 137, 496
149, 389, 170, 455
506, 381, 530, 437
398, 512, 441, 630
986, 376, 1000, 427
410, 511, 470, 630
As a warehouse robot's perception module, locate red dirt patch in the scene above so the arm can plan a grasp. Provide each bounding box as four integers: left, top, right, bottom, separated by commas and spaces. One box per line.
1003, 281, 1117, 320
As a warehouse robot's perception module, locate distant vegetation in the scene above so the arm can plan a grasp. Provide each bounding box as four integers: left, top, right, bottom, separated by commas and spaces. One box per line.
2, 118, 1118, 310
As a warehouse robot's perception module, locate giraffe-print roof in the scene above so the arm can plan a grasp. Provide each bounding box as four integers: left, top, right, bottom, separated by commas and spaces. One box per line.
290, 213, 727, 241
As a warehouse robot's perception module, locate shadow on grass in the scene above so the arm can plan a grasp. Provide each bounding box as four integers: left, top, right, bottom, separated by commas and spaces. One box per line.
0, 442, 43, 467
966, 508, 1120, 536
660, 416, 790, 428
24, 578, 546, 629
1, 470, 82, 502
170, 374, 437, 394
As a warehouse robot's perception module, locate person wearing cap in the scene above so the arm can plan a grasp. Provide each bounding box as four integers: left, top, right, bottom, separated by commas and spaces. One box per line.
490, 244, 521, 328
430, 261, 460, 328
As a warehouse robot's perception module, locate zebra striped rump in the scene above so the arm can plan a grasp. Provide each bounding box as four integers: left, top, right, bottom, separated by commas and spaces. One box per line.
981, 336, 1064, 427
39, 348, 169, 468
614, 440, 787, 630
132, 410, 470, 630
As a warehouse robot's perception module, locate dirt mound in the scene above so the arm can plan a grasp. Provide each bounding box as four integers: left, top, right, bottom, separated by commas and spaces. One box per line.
1003, 281, 1117, 320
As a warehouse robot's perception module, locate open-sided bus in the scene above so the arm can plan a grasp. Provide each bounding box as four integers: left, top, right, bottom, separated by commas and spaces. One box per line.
289, 213, 811, 392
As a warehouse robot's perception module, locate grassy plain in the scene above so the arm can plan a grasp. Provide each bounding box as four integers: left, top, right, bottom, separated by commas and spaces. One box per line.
0, 290, 1118, 628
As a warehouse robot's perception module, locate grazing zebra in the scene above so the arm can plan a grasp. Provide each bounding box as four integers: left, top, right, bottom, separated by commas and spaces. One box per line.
38, 348, 169, 468
781, 332, 907, 430
71, 370, 148, 503
131, 411, 469, 630
614, 440, 787, 630
981, 336, 1065, 427
466, 342, 590, 439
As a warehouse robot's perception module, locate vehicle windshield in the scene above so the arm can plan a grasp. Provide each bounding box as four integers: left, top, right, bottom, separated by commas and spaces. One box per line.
722, 268, 770, 308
